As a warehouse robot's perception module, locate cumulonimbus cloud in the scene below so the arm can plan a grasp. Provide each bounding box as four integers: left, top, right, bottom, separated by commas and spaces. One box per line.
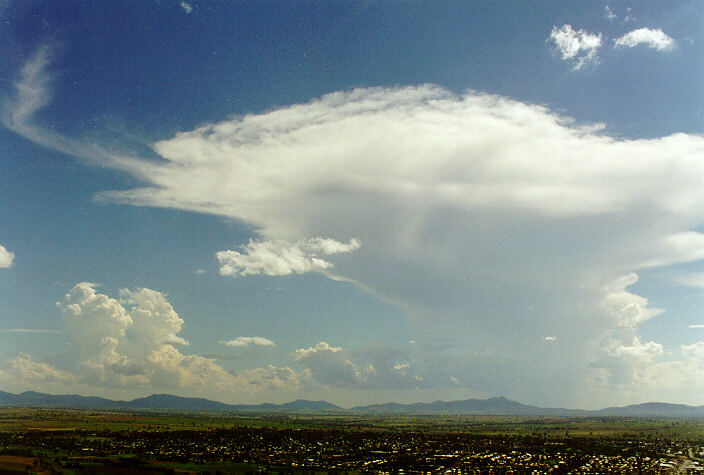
7, 47, 704, 404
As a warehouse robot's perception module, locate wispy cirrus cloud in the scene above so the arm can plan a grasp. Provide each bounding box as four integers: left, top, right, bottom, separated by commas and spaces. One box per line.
1, 328, 61, 334
1, 47, 146, 173
614, 28, 676, 51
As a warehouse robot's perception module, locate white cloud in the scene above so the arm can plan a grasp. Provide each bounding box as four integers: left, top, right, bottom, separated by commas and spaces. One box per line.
544, 336, 557, 342
10, 48, 704, 405
614, 28, 676, 51
0, 353, 77, 392
180, 1, 193, 14
604, 6, 617, 21
194, 269, 205, 275
592, 337, 664, 385
217, 238, 360, 277
294, 342, 360, 387
602, 273, 663, 330
1, 47, 146, 172
47, 283, 305, 396
549, 24, 602, 70
591, 341, 704, 404
0, 245, 14, 268
690, 324, 704, 329
294, 342, 422, 389
120, 287, 189, 346
239, 365, 308, 391
294, 341, 343, 357
221, 336, 276, 348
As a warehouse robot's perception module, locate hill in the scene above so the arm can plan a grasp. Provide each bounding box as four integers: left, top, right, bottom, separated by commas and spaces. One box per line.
2, 390, 704, 417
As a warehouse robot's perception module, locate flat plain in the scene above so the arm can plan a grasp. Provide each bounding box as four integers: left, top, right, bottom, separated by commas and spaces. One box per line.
2, 408, 704, 473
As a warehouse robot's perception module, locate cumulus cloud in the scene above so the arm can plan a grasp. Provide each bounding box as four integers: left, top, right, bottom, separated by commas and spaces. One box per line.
591, 274, 667, 386
590, 341, 704, 404
9, 47, 704, 404
549, 24, 602, 70
180, 1, 192, 14
120, 287, 189, 346
294, 342, 359, 387
544, 336, 557, 342
49, 283, 304, 395
604, 6, 617, 21
221, 336, 276, 348
593, 337, 664, 385
614, 28, 676, 51
294, 342, 422, 389
0, 353, 77, 392
602, 273, 663, 330
0, 245, 14, 268
217, 238, 360, 277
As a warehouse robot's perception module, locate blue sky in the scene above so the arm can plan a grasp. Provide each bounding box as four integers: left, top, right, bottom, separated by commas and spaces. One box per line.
0, 0, 703, 408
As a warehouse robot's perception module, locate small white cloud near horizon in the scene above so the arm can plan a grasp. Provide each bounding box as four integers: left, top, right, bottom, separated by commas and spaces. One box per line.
194, 269, 205, 275
544, 336, 557, 342
180, 1, 192, 14
0, 245, 14, 268
294, 342, 425, 390
549, 24, 602, 70
217, 238, 361, 277
221, 336, 276, 348
690, 325, 704, 329
614, 28, 675, 51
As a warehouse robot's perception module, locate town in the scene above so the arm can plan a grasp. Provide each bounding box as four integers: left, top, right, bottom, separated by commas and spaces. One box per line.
2, 410, 704, 473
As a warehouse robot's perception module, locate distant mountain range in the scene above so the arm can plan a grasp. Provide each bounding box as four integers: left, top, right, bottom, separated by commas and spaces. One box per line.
2, 390, 704, 418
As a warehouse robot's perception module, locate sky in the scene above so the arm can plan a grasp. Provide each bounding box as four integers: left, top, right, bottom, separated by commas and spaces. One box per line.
0, 0, 703, 409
